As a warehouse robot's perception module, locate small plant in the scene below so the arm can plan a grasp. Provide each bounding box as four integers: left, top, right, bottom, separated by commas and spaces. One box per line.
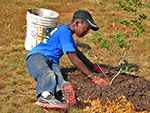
89, 33, 102, 45
121, 66, 136, 73
88, 72, 96, 78
91, 32, 130, 67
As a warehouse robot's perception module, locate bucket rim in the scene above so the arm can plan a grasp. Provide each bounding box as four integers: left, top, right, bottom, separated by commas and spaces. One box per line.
27, 8, 59, 19
26, 13, 59, 22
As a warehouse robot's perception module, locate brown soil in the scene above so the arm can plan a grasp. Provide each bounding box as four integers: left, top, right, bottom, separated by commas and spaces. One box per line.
62, 67, 150, 112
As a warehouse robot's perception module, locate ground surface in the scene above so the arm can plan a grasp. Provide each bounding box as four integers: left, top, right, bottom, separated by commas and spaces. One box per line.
1, 0, 150, 112
62, 67, 150, 112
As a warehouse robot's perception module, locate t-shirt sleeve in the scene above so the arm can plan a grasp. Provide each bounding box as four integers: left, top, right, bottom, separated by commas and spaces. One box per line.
59, 33, 76, 54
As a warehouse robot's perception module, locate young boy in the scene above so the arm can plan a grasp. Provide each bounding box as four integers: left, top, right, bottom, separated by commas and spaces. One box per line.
25, 9, 109, 109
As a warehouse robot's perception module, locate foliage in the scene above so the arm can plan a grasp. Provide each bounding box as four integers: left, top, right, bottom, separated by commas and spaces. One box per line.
118, 14, 147, 37
90, 0, 148, 73
117, 0, 146, 12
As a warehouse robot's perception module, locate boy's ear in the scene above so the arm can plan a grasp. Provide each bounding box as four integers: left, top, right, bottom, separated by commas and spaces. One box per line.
74, 19, 82, 27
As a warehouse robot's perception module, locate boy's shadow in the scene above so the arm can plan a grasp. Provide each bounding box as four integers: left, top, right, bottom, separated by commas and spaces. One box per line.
99, 60, 139, 73
76, 43, 139, 73
61, 60, 139, 79
76, 43, 91, 50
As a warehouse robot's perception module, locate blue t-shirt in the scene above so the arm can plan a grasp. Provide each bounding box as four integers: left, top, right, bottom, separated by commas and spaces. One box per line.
26, 24, 76, 65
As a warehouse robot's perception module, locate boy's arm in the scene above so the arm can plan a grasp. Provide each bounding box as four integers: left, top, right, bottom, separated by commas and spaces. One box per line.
75, 47, 95, 69
75, 47, 107, 73
67, 51, 110, 85
67, 51, 92, 76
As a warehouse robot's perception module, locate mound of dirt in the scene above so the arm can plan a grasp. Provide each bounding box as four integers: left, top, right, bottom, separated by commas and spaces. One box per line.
62, 68, 150, 111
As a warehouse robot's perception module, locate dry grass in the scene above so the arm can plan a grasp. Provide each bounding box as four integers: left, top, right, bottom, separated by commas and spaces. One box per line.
0, 0, 150, 112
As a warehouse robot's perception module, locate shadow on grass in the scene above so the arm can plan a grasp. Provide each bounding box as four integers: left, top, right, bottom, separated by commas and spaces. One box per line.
98, 60, 139, 73
76, 43, 139, 73
76, 43, 91, 50
61, 60, 139, 81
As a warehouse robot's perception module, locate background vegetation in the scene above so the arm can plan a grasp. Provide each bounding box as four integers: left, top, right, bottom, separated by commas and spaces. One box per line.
0, 0, 150, 112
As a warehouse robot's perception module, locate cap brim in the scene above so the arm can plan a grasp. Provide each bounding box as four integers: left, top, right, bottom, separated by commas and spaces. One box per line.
91, 26, 99, 31
87, 19, 99, 31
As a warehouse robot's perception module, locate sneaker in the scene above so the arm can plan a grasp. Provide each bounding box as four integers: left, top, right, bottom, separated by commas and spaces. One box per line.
35, 94, 68, 109
61, 82, 76, 107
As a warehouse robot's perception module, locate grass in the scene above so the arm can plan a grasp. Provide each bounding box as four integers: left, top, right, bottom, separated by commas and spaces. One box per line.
0, 0, 150, 112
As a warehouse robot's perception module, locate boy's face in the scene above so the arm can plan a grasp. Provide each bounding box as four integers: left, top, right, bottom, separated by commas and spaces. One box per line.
75, 21, 91, 38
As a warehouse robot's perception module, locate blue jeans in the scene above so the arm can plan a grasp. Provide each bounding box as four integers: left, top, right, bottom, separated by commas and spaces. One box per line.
26, 53, 66, 97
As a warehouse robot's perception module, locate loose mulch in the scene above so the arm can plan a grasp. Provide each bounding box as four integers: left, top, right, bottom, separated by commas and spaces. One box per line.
62, 67, 150, 112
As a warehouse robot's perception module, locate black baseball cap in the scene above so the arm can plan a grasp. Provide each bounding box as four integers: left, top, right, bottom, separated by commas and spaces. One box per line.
73, 10, 99, 31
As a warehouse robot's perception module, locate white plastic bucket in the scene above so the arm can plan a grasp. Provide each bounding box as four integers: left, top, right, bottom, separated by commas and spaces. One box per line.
25, 8, 59, 50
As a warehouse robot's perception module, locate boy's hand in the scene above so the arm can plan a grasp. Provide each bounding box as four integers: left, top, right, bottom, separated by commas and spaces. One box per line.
93, 65, 107, 73
92, 76, 110, 85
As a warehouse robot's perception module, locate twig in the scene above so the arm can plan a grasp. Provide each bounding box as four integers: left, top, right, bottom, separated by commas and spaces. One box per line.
96, 63, 110, 82
110, 68, 122, 85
